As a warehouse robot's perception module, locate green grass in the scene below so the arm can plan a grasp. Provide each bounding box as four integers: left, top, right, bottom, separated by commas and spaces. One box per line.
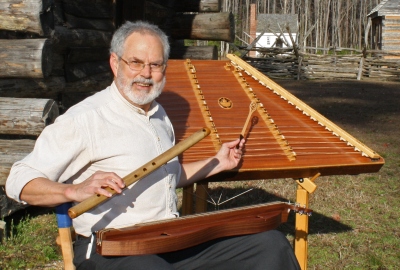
1, 79, 399, 269
5, 169, 390, 269
0, 212, 61, 269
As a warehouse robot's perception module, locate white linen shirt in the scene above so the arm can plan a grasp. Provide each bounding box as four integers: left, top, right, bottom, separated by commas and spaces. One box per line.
6, 82, 181, 236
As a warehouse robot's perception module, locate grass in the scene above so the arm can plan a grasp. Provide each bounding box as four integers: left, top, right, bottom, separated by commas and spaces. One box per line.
1, 79, 399, 269
0, 210, 61, 269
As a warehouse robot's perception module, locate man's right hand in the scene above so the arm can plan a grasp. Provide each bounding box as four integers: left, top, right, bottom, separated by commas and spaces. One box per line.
66, 171, 126, 202
20, 171, 126, 207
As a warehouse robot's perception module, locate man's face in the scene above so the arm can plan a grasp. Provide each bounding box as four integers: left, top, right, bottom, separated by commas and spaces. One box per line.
112, 32, 166, 110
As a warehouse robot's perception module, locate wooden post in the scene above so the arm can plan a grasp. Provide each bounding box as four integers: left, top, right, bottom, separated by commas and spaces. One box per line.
294, 174, 319, 270
195, 182, 209, 213
56, 203, 76, 270
181, 184, 194, 216
0, 220, 5, 242
295, 185, 309, 270
357, 56, 364, 80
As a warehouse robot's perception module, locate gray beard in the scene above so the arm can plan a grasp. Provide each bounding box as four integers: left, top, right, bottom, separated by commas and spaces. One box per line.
117, 74, 165, 105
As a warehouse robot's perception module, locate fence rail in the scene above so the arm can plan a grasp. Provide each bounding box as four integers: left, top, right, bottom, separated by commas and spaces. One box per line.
243, 47, 400, 81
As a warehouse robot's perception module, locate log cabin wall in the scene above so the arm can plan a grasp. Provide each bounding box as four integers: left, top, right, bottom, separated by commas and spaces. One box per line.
380, 15, 400, 59
368, 0, 400, 60
0, 0, 233, 104
0, 0, 234, 217
118, 0, 231, 60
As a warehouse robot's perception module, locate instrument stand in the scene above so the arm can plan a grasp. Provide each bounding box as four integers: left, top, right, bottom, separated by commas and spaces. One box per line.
182, 173, 321, 270
294, 173, 320, 270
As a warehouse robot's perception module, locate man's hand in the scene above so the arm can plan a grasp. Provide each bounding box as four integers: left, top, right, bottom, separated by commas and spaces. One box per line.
66, 171, 126, 202
178, 138, 245, 188
214, 138, 245, 171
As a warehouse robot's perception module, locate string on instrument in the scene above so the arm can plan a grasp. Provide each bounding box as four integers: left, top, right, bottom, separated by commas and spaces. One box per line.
182, 180, 280, 211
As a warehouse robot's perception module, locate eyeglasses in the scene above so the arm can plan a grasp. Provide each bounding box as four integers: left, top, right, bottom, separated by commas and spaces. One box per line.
119, 57, 166, 72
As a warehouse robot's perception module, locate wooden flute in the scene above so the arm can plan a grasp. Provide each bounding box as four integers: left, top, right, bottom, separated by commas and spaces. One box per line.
68, 127, 211, 219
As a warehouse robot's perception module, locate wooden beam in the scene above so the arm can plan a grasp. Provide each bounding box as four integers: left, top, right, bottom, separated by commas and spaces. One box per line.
0, 72, 112, 100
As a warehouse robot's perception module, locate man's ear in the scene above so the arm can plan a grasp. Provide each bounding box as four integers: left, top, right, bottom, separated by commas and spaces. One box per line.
110, 52, 119, 77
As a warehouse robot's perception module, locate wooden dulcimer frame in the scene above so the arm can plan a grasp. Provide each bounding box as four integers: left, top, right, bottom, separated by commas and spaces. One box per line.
156, 56, 384, 269
96, 201, 312, 256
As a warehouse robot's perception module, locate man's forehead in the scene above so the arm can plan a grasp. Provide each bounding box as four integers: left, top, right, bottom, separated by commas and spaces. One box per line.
123, 33, 164, 57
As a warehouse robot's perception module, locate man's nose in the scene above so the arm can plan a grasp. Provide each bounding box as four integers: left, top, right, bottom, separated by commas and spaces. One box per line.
139, 64, 152, 77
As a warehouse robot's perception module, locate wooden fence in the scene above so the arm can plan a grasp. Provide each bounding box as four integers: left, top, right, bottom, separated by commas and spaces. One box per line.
244, 47, 400, 81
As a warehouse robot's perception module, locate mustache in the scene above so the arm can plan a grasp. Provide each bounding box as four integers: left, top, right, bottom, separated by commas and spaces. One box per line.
131, 78, 154, 85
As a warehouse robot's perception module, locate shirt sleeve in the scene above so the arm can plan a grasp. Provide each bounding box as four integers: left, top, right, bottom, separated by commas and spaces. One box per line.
5, 114, 91, 203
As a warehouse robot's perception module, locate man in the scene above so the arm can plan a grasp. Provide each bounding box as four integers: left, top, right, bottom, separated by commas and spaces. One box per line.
6, 21, 300, 269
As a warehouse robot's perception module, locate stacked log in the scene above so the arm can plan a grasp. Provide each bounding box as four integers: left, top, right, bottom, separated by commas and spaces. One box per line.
0, 97, 58, 217
298, 52, 400, 81
0, 0, 54, 36
0, 0, 115, 103
0, 39, 52, 78
0, 0, 114, 218
245, 52, 298, 79
120, 0, 233, 60
363, 58, 400, 80
0, 0, 233, 100
299, 53, 363, 80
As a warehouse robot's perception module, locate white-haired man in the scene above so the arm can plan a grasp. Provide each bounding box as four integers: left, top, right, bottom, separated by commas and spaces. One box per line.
6, 21, 300, 270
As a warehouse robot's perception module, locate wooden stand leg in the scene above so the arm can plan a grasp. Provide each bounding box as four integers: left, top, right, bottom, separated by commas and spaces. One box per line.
195, 182, 209, 213
56, 202, 76, 270
182, 184, 194, 216
294, 185, 309, 270
57, 227, 75, 270
294, 174, 319, 269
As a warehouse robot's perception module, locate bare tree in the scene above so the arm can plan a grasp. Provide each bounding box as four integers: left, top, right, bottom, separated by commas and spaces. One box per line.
224, 0, 383, 52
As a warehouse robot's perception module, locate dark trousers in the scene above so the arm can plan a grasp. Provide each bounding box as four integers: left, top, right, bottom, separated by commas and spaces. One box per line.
74, 230, 300, 270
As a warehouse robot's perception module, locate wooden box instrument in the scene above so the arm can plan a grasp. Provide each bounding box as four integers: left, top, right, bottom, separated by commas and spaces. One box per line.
96, 202, 311, 256
157, 55, 384, 181
89, 55, 383, 266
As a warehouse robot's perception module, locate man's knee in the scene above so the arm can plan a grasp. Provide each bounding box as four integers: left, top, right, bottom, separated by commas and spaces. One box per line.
256, 230, 300, 270
252, 230, 292, 249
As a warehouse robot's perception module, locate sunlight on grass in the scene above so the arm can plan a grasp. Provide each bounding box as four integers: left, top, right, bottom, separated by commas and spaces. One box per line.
0, 213, 62, 269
